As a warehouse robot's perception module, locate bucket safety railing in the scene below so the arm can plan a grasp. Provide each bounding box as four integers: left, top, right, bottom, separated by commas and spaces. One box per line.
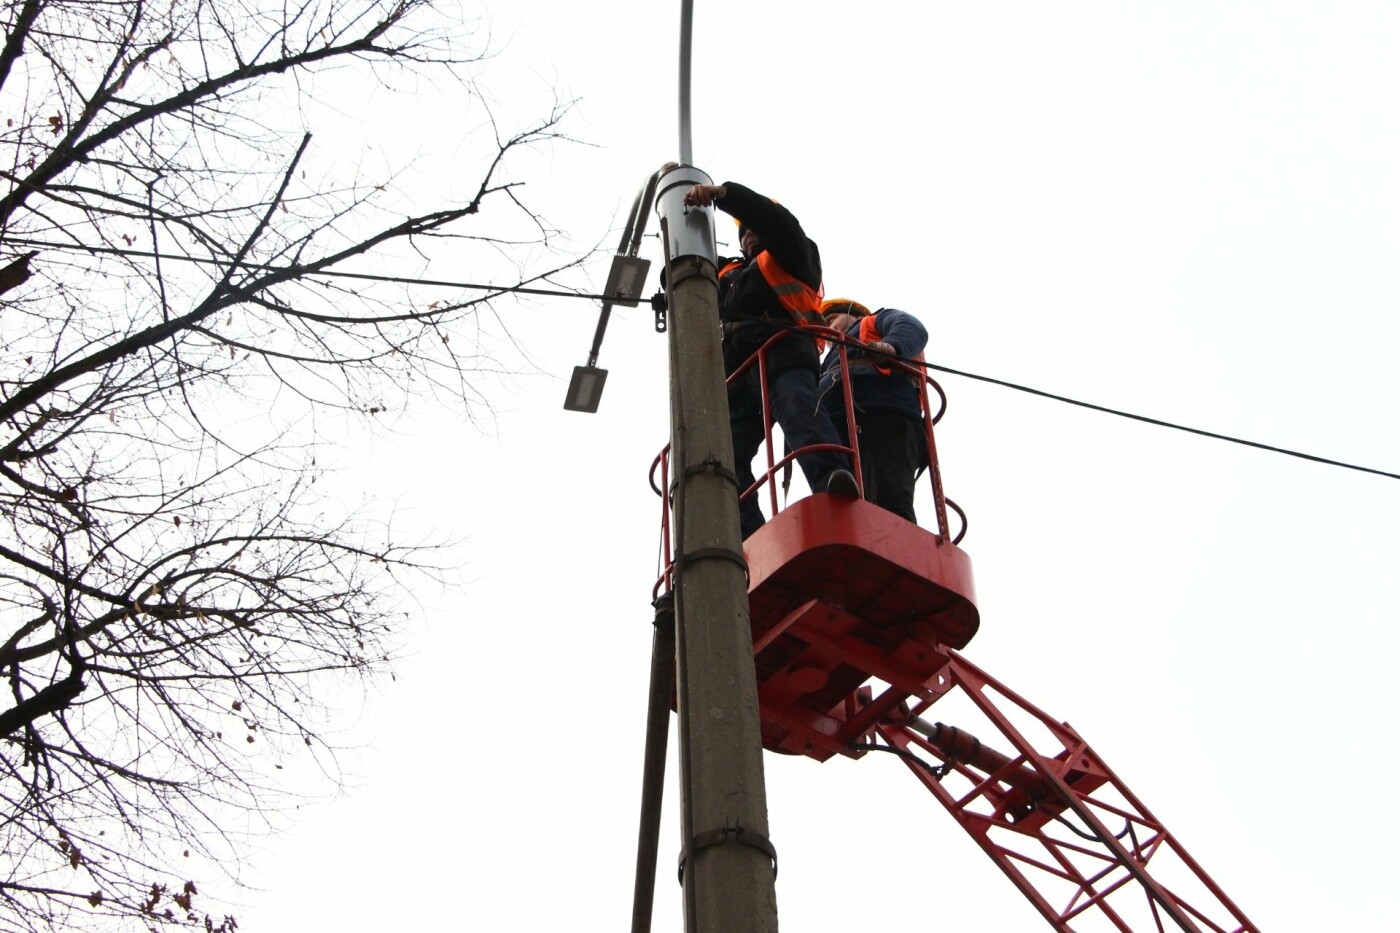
650, 326, 967, 599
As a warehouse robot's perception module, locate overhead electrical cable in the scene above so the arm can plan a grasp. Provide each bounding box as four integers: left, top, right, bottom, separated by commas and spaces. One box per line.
809, 323, 1400, 483
0, 236, 617, 303
920, 359, 1400, 482
9, 237, 1395, 481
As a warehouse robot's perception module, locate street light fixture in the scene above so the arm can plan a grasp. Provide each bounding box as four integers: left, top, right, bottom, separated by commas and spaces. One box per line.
563, 254, 651, 413
602, 255, 650, 308
563, 363, 608, 413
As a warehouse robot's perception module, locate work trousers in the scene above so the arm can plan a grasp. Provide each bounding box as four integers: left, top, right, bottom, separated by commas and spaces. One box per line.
838, 410, 922, 524
729, 366, 852, 539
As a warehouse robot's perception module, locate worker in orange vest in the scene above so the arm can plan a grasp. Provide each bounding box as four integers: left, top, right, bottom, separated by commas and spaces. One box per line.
682, 180, 857, 538
818, 299, 929, 523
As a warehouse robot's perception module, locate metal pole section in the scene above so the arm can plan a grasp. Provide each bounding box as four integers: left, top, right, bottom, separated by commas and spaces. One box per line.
677, 0, 694, 165
630, 597, 675, 933
657, 164, 779, 933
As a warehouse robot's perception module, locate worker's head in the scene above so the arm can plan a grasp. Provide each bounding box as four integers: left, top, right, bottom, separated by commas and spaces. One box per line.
821, 298, 870, 333
735, 221, 762, 260
734, 198, 782, 260
740, 228, 763, 259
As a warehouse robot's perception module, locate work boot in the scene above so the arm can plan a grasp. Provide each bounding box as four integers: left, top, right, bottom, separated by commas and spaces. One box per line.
826, 469, 858, 498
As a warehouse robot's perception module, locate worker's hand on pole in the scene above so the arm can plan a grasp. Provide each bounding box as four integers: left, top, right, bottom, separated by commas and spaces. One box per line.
682, 183, 727, 208
868, 341, 897, 357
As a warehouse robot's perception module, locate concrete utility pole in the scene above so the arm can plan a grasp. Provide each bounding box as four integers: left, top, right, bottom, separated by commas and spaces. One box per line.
656, 161, 780, 933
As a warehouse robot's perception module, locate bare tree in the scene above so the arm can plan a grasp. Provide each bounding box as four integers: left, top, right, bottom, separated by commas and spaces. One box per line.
0, 0, 583, 927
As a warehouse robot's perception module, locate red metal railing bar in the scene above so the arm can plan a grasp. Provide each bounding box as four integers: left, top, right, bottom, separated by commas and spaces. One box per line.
649, 324, 966, 599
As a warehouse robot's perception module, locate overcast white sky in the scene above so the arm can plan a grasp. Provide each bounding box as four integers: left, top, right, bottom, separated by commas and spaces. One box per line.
236, 3, 1400, 929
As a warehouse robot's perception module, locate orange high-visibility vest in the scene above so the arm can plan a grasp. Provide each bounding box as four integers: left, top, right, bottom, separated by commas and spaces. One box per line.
858, 313, 924, 380
720, 252, 827, 352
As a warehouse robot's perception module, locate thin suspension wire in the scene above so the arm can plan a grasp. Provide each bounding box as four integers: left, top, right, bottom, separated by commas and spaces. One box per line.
9, 236, 1392, 481
921, 359, 1400, 482
806, 323, 1400, 482
1, 236, 615, 302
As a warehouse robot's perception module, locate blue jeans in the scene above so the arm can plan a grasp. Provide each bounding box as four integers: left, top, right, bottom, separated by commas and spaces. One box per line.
730, 366, 852, 538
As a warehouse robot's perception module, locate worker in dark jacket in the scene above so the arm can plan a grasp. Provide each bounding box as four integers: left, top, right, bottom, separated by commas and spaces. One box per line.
818, 299, 929, 523
682, 179, 857, 538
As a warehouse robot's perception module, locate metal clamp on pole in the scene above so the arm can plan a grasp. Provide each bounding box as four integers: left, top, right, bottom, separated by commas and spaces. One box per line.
674, 547, 749, 582
676, 458, 741, 490
651, 593, 675, 629
655, 164, 717, 268
677, 825, 778, 884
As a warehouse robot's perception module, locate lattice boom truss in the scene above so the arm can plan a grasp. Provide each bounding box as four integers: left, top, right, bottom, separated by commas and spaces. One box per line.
872, 651, 1259, 933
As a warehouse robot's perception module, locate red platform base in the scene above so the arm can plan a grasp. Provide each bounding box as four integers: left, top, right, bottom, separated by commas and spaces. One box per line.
743, 493, 979, 760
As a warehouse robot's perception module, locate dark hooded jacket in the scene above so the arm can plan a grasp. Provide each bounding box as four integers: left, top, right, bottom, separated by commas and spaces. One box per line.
713, 181, 823, 377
